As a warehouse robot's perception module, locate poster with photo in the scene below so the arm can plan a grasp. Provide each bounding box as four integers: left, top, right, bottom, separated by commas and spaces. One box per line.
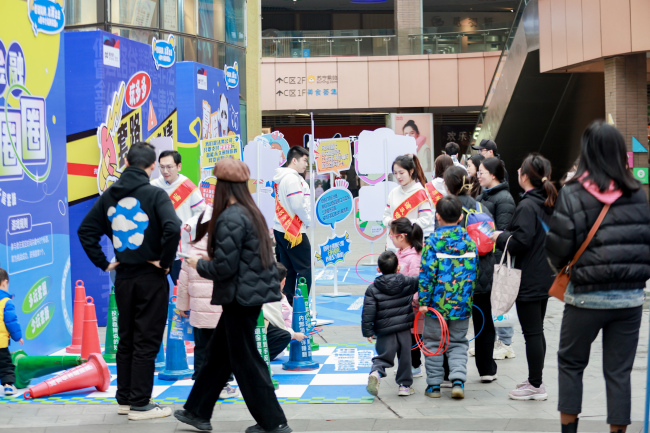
388, 114, 434, 177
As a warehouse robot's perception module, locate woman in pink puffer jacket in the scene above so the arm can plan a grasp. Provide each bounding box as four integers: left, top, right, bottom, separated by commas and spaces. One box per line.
176, 208, 236, 398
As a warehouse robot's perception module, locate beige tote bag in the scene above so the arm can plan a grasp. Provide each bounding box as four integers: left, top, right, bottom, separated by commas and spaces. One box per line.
491, 236, 521, 317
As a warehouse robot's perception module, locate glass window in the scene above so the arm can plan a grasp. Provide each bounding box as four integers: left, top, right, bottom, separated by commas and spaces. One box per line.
112, 26, 159, 45
111, 0, 159, 28
239, 100, 247, 145
171, 34, 198, 62
197, 40, 223, 69
225, 0, 246, 47
161, 0, 180, 31
182, 0, 197, 35
66, 0, 101, 25
198, 0, 225, 41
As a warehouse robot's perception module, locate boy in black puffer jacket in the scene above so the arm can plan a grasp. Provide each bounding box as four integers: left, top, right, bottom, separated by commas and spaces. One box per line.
362, 251, 419, 398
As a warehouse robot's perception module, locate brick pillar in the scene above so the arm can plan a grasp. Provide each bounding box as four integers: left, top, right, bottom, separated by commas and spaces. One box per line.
395, 0, 422, 55
604, 54, 648, 188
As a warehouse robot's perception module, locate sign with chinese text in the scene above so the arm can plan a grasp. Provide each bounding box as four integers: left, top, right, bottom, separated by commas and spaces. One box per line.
315, 184, 353, 229
151, 34, 176, 70
200, 135, 242, 180
315, 232, 351, 267
0, 0, 71, 355
315, 137, 351, 176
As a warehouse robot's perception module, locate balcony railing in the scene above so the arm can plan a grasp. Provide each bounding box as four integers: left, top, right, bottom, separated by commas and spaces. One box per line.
262, 25, 511, 58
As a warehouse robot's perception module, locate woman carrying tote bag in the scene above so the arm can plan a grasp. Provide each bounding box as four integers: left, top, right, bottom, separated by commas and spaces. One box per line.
490, 153, 557, 402
545, 121, 650, 433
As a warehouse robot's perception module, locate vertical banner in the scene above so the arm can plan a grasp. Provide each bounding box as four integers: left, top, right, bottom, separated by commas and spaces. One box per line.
0, 0, 71, 355
65, 30, 177, 325
176, 62, 241, 196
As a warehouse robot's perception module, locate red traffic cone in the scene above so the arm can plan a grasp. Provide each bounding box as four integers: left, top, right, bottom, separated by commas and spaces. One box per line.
81, 296, 102, 360
66, 281, 87, 353
24, 353, 110, 399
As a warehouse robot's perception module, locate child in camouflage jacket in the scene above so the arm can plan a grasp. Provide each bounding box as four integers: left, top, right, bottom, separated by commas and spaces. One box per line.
418, 196, 478, 400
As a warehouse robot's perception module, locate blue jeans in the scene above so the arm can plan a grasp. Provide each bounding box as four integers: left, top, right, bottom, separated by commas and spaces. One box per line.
496, 326, 513, 345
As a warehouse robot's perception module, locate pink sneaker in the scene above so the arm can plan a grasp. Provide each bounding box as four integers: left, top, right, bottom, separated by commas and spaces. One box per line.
508, 382, 547, 401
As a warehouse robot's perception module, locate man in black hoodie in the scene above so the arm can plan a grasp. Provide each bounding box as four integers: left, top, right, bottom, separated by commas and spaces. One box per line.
78, 142, 181, 420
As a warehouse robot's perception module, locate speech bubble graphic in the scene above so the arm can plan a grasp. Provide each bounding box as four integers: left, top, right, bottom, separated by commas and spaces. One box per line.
316, 186, 353, 229
28, 0, 65, 37
152, 34, 176, 70
225, 61, 239, 89
315, 232, 351, 267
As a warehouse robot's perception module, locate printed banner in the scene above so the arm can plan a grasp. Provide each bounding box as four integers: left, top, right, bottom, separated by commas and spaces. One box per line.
0, 0, 72, 355
315, 137, 352, 176
200, 135, 242, 180
315, 232, 351, 267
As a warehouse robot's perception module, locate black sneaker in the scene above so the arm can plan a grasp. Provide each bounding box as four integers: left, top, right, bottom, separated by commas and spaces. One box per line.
245, 423, 292, 433
174, 409, 212, 431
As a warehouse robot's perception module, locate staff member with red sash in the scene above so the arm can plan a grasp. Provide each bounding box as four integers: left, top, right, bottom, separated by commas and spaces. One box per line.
383, 155, 434, 250
273, 146, 312, 305
151, 150, 206, 285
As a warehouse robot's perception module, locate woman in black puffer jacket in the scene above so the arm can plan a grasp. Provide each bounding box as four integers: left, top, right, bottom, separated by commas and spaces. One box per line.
179, 159, 290, 433
443, 166, 497, 383
492, 154, 557, 402
545, 122, 650, 433
477, 157, 517, 358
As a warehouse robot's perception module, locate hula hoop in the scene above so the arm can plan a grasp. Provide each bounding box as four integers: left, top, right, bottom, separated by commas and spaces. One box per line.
355, 253, 382, 284
468, 304, 484, 343
412, 307, 450, 357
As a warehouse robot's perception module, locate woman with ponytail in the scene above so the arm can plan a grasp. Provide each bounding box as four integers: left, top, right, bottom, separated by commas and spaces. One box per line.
443, 166, 498, 383
383, 155, 433, 250
489, 153, 557, 402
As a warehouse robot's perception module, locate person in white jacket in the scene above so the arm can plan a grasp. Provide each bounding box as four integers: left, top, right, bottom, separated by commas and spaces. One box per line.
273, 146, 312, 305
151, 150, 206, 286
262, 263, 306, 360
176, 207, 238, 399
383, 155, 434, 250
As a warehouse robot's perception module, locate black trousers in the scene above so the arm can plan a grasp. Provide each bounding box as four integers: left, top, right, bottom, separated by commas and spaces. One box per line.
516, 298, 548, 388
410, 334, 422, 369
169, 260, 182, 290
267, 324, 291, 360
184, 302, 287, 429
192, 327, 214, 381
472, 292, 497, 376
0, 348, 15, 385
273, 230, 311, 305
114, 270, 168, 407
558, 304, 642, 426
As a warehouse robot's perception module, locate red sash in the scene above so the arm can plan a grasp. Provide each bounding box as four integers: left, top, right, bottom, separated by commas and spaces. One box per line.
393, 189, 429, 219
425, 182, 444, 206
170, 178, 197, 210
274, 184, 303, 248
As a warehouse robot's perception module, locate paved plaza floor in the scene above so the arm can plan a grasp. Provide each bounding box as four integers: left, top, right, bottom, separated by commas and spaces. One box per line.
1, 219, 648, 432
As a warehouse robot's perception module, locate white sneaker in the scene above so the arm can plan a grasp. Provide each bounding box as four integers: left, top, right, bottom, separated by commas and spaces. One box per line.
493, 340, 516, 360
508, 382, 548, 401
468, 346, 475, 357
480, 374, 498, 383
117, 404, 130, 415
411, 367, 423, 378
366, 371, 381, 396
219, 384, 240, 399
128, 400, 172, 420
516, 379, 529, 388
3, 384, 17, 396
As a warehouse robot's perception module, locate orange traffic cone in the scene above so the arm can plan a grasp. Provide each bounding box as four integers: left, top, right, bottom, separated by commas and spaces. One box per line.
81, 297, 102, 360
66, 281, 87, 353
24, 353, 110, 399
